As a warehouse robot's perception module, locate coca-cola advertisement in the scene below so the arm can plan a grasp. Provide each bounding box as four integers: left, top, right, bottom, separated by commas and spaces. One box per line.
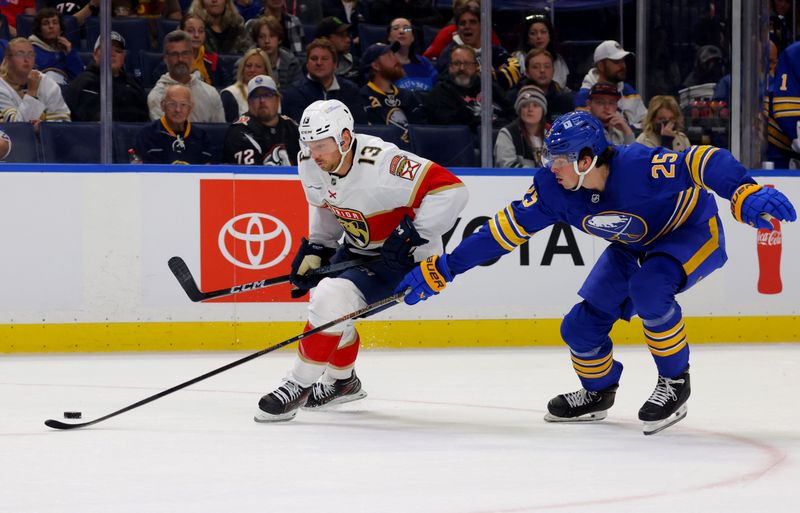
757, 185, 783, 294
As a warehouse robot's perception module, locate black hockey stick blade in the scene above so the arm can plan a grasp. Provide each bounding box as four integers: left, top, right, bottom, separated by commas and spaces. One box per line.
168, 255, 380, 302
44, 290, 407, 430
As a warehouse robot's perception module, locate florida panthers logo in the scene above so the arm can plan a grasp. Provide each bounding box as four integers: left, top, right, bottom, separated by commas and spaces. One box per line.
582, 211, 648, 243
327, 205, 370, 247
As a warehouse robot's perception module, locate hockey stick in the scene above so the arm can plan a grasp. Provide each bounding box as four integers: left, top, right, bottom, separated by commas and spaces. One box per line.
44, 290, 407, 430
168, 255, 380, 302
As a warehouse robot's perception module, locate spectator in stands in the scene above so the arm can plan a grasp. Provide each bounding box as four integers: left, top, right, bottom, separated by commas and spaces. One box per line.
294, 0, 322, 24
368, 0, 443, 27
436, 3, 520, 91
188, 0, 252, 55
423, 0, 500, 61
250, 14, 302, 87
424, 45, 513, 130
234, 0, 263, 21
223, 74, 300, 165
635, 95, 690, 152
67, 32, 149, 122
514, 48, 572, 122
111, 0, 182, 18
149, 30, 225, 122
0, 128, 11, 161
221, 47, 273, 121
262, 0, 305, 56
28, 8, 84, 85
45, 0, 100, 26
682, 45, 725, 88
0, 37, 70, 127
180, 12, 232, 88
359, 41, 426, 144
136, 84, 213, 164
316, 16, 360, 84
770, 0, 791, 52
386, 17, 437, 93
0, 0, 35, 38
494, 85, 547, 168
512, 12, 568, 89
575, 40, 646, 128
281, 37, 365, 123
586, 82, 635, 145
321, 0, 368, 43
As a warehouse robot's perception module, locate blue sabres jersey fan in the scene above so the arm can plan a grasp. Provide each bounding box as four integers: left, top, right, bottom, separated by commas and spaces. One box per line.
767, 40, 800, 167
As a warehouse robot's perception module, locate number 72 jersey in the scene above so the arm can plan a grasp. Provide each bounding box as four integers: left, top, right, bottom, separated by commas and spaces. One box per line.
297, 133, 468, 260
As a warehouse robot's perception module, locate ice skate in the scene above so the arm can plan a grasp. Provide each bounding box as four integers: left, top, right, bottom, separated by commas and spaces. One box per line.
303, 371, 367, 410
254, 380, 311, 423
639, 366, 690, 435
544, 384, 618, 422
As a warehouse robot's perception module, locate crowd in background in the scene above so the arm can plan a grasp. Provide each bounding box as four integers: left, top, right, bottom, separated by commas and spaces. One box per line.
0, 0, 790, 167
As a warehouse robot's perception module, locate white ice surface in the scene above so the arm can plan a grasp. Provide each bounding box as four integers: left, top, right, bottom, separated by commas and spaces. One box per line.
1, 344, 798, 513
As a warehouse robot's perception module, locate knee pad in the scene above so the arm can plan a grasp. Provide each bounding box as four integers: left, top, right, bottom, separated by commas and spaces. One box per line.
308, 277, 366, 334
629, 255, 684, 320
560, 301, 617, 354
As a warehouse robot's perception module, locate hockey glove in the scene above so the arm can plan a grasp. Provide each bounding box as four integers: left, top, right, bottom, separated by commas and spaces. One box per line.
290, 238, 337, 298
381, 215, 429, 271
731, 183, 797, 229
394, 254, 453, 306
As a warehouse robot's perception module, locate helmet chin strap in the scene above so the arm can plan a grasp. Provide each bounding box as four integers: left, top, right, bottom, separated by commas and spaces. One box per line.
328, 135, 353, 176
570, 155, 598, 191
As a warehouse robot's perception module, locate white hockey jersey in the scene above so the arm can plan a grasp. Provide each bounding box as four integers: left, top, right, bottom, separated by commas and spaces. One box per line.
297, 133, 469, 261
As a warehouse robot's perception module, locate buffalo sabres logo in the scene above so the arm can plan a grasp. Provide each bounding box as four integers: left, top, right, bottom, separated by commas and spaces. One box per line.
327, 205, 370, 247
172, 134, 186, 152
582, 211, 648, 243
263, 144, 290, 166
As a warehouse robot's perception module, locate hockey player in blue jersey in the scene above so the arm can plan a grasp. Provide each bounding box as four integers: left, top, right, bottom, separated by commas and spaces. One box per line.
767, 40, 800, 167
396, 111, 797, 435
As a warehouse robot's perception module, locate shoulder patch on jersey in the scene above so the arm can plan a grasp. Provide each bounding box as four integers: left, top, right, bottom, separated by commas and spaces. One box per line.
389, 154, 421, 181
235, 115, 250, 125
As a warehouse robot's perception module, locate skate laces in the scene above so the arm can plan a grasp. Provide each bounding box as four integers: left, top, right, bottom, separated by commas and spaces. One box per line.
564, 389, 598, 408
274, 381, 305, 404
312, 381, 336, 400
647, 376, 682, 406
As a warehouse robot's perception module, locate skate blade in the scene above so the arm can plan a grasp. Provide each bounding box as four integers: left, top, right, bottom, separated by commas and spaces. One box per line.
642, 404, 687, 435
543, 410, 608, 423
253, 409, 299, 423
302, 390, 367, 411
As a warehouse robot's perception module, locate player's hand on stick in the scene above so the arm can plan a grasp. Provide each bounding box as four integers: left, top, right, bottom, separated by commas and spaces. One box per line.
731, 183, 797, 229
289, 238, 336, 298
381, 215, 429, 270
394, 254, 453, 305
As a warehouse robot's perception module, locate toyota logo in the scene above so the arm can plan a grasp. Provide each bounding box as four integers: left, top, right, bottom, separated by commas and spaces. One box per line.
218, 213, 292, 270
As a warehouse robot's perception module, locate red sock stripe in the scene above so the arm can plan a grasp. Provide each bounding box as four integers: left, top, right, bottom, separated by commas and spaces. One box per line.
298, 322, 342, 364
329, 332, 360, 369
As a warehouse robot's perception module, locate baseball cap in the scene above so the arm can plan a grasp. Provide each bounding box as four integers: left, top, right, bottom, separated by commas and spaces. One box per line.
515, 85, 547, 114
360, 41, 401, 72
588, 82, 622, 99
247, 75, 279, 98
94, 31, 126, 51
593, 40, 632, 63
316, 16, 351, 38
697, 45, 723, 63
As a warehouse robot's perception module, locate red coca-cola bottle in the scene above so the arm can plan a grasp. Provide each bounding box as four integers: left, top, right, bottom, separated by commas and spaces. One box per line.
757, 185, 783, 294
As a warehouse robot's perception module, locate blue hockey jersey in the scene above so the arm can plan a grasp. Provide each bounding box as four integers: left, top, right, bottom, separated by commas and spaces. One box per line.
767, 41, 800, 166
447, 143, 754, 276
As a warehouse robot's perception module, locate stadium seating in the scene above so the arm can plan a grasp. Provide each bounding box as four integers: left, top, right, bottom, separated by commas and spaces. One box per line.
40, 122, 100, 163
358, 23, 387, 49
0, 14, 9, 41
138, 51, 164, 89
87, 17, 153, 54
422, 25, 441, 50
0, 123, 39, 162
156, 18, 180, 49
302, 23, 317, 45
112, 122, 147, 164
193, 123, 229, 164
409, 124, 476, 167
354, 124, 409, 151
216, 54, 241, 83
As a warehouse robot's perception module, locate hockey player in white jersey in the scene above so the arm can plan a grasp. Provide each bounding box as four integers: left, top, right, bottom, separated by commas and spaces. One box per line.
255, 99, 469, 422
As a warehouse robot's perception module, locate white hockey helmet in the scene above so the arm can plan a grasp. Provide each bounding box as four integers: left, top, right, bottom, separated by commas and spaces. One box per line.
299, 99, 355, 151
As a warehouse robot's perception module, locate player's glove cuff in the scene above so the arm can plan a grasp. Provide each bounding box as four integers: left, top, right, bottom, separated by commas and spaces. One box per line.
394, 254, 454, 306
730, 183, 762, 225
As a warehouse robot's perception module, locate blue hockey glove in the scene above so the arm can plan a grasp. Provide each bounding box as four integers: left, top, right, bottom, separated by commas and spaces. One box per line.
394, 254, 454, 305
290, 238, 336, 298
731, 183, 797, 229
381, 215, 429, 271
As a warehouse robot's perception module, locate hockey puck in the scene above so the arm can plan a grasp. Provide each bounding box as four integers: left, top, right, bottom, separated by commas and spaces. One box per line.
63, 411, 82, 419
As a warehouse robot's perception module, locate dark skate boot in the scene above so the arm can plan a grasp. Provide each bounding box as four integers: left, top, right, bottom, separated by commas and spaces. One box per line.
303, 371, 367, 410
544, 384, 619, 422
254, 380, 311, 423
638, 366, 691, 435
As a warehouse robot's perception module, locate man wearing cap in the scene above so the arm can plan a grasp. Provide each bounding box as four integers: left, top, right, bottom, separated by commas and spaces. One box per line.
223, 74, 300, 166
586, 82, 635, 145
574, 40, 646, 128
682, 44, 725, 88
135, 83, 213, 164
316, 16, 361, 85
66, 31, 149, 122
359, 41, 426, 144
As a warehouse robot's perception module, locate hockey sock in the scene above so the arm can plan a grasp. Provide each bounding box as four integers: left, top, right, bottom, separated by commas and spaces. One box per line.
571, 346, 623, 392
289, 322, 342, 386
326, 331, 361, 380
642, 304, 689, 378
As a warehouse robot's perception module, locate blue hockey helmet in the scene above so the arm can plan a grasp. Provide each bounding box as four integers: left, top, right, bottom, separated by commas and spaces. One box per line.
543, 111, 609, 162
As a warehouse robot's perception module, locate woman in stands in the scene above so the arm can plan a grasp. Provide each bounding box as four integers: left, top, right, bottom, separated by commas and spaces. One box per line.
188, 0, 252, 55
28, 8, 84, 85
422, 0, 499, 61
494, 85, 548, 168
220, 47, 273, 121
512, 12, 569, 89
386, 17, 437, 93
635, 95, 691, 152
250, 15, 302, 88
180, 12, 231, 87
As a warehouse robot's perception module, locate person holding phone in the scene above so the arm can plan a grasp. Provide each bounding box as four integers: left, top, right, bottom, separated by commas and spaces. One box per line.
636, 95, 691, 152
